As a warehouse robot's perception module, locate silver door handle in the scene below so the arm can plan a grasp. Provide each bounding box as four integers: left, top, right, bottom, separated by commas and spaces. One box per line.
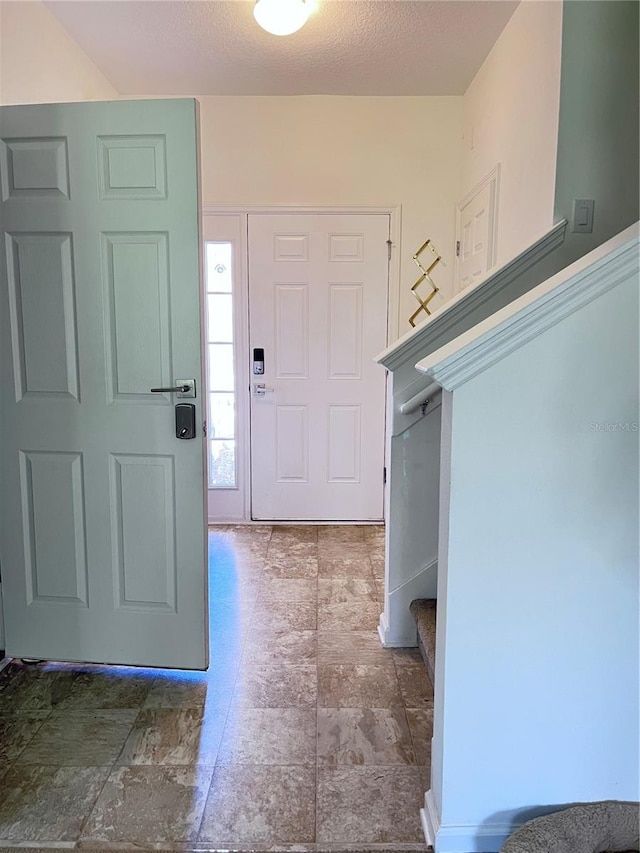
151, 385, 190, 393
253, 383, 274, 397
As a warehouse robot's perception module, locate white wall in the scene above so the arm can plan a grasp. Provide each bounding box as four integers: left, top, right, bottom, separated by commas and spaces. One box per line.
198, 96, 463, 337
0, 0, 118, 104
433, 250, 639, 850
461, 1, 562, 269
0, 8, 466, 340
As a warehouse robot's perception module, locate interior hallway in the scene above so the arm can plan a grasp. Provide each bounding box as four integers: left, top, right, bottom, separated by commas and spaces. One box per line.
0, 525, 432, 850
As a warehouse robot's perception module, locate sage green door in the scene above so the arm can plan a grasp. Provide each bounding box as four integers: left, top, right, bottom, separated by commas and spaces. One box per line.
0, 99, 208, 668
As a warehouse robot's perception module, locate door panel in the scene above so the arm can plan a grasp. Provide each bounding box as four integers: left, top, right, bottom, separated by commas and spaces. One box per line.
275, 405, 308, 482
20, 450, 88, 606
275, 284, 308, 378
458, 183, 491, 291
327, 406, 361, 482
109, 453, 177, 611
102, 232, 172, 402
455, 172, 498, 293
329, 284, 362, 378
0, 99, 207, 668
248, 213, 388, 521
7, 232, 79, 399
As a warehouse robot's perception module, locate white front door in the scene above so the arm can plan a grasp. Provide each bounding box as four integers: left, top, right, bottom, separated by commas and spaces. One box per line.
248, 213, 388, 521
0, 99, 207, 668
455, 171, 498, 292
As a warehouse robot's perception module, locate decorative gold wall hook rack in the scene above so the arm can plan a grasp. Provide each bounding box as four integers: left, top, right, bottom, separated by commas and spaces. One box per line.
409, 239, 441, 327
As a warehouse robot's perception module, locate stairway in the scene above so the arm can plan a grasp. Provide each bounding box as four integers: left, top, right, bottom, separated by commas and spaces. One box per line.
409, 598, 436, 687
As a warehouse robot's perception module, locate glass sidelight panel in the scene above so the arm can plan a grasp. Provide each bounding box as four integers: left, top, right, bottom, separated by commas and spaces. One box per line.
205, 242, 236, 489
208, 343, 234, 392
209, 393, 235, 439
207, 293, 233, 342
209, 440, 236, 489
206, 243, 232, 292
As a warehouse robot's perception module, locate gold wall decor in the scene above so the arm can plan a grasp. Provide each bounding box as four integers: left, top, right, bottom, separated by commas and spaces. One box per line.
409, 238, 441, 327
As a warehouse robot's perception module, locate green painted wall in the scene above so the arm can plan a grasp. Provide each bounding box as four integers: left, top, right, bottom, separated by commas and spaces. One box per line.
494, 0, 639, 300
554, 0, 639, 252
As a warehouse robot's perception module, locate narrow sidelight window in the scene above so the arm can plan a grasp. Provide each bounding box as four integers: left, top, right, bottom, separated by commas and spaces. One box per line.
204, 242, 236, 489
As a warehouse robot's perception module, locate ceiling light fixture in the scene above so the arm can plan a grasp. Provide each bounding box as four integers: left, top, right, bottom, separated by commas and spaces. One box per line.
253, 0, 310, 36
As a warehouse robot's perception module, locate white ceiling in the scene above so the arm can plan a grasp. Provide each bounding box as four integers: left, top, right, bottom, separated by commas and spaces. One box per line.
44, 0, 519, 96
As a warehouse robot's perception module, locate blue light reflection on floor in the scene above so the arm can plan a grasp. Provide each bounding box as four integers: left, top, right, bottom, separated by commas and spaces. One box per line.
40, 529, 247, 684
2, 526, 324, 843
40, 662, 191, 681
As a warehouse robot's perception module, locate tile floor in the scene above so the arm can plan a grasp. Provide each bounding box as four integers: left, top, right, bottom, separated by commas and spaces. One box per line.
0, 524, 433, 851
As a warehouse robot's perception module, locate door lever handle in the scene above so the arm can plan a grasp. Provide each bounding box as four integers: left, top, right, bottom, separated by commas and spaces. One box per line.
150, 379, 196, 398
253, 383, 274, 397
151, 384, 191, 394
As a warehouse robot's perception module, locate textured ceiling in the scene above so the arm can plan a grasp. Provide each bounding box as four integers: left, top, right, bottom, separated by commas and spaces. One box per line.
45, 0, 519, 96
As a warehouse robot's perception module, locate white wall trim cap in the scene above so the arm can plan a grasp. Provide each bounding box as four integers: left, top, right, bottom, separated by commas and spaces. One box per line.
377, 610, 390, 647
420, 789, 440, 848
416, 222, 640, 390
375, 219, 568, 372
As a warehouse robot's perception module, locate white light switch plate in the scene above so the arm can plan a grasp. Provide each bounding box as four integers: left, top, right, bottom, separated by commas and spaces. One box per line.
572, 199, 595, 233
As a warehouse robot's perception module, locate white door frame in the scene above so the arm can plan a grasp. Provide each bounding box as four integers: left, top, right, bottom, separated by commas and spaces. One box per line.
454, 165, 500, 293
201, 214, 250, 523
202, 205, 401, 524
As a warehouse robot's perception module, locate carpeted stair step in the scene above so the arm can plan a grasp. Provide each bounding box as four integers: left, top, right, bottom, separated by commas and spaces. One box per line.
409, 598, 437, 687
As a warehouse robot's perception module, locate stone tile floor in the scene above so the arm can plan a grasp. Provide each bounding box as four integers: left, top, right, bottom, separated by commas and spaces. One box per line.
0, 525, 433, 851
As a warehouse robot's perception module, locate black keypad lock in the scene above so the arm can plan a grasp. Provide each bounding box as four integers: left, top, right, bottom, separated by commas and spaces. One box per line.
175, 403, 196, 439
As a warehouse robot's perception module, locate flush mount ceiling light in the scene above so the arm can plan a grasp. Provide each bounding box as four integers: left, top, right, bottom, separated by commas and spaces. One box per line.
253, 0, 310, 36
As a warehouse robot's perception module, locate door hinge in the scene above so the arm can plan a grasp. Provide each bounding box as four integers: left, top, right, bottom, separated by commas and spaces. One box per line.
456, 240, 461, 257
202, 420, 207, 437
386, 239, 392, 261
383, 466, 387, 485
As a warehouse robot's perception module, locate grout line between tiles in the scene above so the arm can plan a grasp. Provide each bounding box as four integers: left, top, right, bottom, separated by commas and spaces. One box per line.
72, 764, 117, 843
195, 525, 274, 841
0, 526, 430, 851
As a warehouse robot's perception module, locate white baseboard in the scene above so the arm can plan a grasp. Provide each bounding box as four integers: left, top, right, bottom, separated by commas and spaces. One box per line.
421, 789, 440, 848
432, 825, 512, 852
378, 609, 418, 648
421, 789, 513, 853
377, 610, 390, 646
378, 611, 389, 648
